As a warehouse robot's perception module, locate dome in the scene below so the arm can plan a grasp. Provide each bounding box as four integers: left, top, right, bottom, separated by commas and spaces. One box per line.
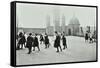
69, 17, 80, 25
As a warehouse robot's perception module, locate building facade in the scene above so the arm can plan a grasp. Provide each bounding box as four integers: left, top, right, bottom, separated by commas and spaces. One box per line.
46, 14, 81, 36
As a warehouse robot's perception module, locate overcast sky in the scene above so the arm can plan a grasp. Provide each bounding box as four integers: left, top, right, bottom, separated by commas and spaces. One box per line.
16, 3, 96, 28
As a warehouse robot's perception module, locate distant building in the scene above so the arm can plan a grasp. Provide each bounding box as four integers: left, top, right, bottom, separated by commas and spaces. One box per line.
67, 16, 80, 36
46, 15, 54, 36
18, 28, 46, 35
17, 10, 95, 36
46, 14, 81, 36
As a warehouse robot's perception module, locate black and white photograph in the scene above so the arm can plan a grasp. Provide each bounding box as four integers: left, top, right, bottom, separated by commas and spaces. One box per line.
14, 1, 97, 66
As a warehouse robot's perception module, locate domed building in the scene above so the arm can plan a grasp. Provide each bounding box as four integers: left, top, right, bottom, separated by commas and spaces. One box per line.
68, 16, 80, 35
45, 10, 82, 36
46, 14, 81, 36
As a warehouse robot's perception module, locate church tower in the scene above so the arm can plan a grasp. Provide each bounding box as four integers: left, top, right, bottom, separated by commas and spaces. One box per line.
46, 15, 50, 35
46, 15, 50, 27
53, 8, 61, 32
46, 15, 54, 35
61, 14, 66, 33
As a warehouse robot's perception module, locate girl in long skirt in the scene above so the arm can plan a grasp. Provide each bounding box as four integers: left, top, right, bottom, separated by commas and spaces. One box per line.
40, 34, 44, 44
89, 32, 93, 43
85, 31, 89, 42
54, 31, 62, 52
33, 34, 40, 51
61, 32, 67, 50
26, 33, 34, 54
44, 33, 50, 49
16, 32, 23, 50
21, 33, 26, 49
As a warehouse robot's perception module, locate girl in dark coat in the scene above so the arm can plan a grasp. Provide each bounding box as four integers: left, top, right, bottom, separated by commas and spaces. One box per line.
40, 34, 44, 44
85, 32, 89, 42
62, 33, 67, 49
44, 33, 50, 49
16, 32, 23, 50
33, 34, 40, 51
26, 33, 34, 54
54, 31, 62, 52
89, 32, 93, 43
20, 34, 26, 49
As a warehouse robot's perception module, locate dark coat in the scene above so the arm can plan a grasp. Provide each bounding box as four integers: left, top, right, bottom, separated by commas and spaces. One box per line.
33, 36, 39, 47
62, 36, 67, 45
18, 35, 26, 44
85, 33, 88, 40
18, 33, 23, 44
22, 35, 26, 44
54, 35, 61, 48
44, 35, 49, 44
40, 35, 44, 41
26, 36, 34, 48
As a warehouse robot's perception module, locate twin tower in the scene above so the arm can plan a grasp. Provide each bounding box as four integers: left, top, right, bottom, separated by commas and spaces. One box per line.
46, 9, 81, 36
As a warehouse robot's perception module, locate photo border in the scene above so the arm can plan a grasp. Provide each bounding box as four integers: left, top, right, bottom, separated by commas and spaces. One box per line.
10, 1, 98, 67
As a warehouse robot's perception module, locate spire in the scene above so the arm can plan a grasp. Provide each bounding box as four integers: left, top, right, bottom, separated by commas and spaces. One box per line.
61, 14, 66, 33
62, 14, 65, 26
73, 12, 76, 18
53, 8, 60, 27
46, 15, 50, 27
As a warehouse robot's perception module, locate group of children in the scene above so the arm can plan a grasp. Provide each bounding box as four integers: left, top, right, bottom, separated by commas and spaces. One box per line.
16, 31, 68, 54
85, 31, 96, 43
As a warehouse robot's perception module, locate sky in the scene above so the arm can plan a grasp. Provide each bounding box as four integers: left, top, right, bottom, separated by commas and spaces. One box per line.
16, 3, 96, 28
